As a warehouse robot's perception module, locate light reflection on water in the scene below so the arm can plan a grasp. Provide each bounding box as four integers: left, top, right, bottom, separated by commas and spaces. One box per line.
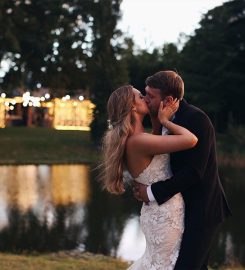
117, 216, 145, 261
0, 164, 244, 267
0, 165, 90, 252
0, 165, 90, 214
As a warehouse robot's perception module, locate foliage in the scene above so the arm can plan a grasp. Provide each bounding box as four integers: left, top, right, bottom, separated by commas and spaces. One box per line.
0, 0, 90, 94
179, 0, 245, 130
124, 43, 181, 93
123, 0, 245, 131
0, 0, 129, 142
87, 0, 128, 143
217, 124, 245, 157
1, 0, 244, 140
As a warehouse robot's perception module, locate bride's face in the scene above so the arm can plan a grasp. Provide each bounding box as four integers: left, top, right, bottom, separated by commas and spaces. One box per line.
132, 88, 149, 116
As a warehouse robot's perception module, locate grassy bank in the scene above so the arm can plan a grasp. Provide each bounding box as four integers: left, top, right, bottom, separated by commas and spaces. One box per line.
0, 252, 129, 270
0, 126, 244, 166
0, 253, 243, 270
0, 127, 99, 164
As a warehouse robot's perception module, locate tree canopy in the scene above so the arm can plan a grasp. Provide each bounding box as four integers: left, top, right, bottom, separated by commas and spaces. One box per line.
179, 0, 245, 129
0, 0, 244, 140
0, 0, 90, 94
86, 0, 128, 142
124, 0, 245, 130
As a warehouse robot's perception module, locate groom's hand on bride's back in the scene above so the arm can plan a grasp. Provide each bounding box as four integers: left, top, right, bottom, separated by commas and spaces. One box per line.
133, 181, 150, 203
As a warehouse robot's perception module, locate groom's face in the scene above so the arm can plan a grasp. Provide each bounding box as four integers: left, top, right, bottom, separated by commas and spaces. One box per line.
144, 86, 163, 116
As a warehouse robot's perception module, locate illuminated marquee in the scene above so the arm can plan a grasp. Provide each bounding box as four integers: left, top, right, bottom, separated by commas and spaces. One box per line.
0, 95, 95, 131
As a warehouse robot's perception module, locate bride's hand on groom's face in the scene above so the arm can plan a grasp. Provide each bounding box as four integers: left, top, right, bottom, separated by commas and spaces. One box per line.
133, 181, 150, 203
158, 98, 179, 123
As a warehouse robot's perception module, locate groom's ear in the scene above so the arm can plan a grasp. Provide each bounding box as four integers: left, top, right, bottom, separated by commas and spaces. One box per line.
163, 96, 174, 105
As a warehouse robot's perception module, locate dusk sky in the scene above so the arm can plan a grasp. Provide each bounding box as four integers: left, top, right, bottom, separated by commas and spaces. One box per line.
119, 0, 227, 50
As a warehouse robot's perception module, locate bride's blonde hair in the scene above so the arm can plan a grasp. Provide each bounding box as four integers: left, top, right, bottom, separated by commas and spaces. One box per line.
101, 85, 135, 194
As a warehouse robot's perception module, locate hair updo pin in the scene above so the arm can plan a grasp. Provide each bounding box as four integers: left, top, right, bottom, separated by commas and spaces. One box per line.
107, 119, 114, 130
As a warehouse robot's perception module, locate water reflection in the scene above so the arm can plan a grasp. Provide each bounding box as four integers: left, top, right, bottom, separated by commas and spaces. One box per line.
51, 165, 90, 205
117, 216, 146, 261
0, 165, 90, 252
209, 167, 245, 267
84, 169, 140, 256
0, 164, 244, 267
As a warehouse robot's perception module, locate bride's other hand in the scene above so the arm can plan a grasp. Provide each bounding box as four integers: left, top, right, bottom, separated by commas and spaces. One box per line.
133, 181, 150, 203
132, 181, 142, 201
158, 99, 179, 125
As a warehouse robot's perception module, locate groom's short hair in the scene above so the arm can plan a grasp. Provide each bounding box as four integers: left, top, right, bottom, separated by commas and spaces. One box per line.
145, 70, 184, 100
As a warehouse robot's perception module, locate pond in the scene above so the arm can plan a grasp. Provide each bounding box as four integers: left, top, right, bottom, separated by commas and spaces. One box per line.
0, 164, 244, 267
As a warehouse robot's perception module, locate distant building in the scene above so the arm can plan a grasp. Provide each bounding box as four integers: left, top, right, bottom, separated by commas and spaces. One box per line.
0, 94, 95, 131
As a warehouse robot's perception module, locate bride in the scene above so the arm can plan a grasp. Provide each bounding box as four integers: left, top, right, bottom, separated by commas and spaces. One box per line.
101, 85, 198, 269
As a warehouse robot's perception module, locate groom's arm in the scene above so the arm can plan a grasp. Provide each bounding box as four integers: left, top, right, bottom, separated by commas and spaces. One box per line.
151, 111, 215, 205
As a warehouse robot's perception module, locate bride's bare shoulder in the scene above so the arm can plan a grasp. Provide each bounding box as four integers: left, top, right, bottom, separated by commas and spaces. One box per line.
127, 133, 152, 147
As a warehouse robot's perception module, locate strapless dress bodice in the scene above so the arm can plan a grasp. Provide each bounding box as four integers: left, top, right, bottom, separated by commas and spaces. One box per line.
134, 154, 173, 185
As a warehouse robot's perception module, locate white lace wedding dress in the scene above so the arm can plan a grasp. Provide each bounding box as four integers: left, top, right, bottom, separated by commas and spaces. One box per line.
127, 154, 185, 270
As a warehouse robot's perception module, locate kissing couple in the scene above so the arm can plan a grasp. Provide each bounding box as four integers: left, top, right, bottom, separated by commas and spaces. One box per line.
101, 70, 231, 270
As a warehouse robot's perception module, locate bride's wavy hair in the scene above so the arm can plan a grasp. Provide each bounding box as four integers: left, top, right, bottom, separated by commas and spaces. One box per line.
101, 85, 135, 194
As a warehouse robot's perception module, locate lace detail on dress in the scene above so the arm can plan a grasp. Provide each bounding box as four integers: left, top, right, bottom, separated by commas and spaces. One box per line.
135, 154, 173, 185
128, 154, 184, 270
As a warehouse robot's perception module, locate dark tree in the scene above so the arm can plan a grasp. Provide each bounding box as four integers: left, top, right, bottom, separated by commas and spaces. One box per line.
0, 0, 90, 95
87, 0, 128, 144
179, 0, 245, 130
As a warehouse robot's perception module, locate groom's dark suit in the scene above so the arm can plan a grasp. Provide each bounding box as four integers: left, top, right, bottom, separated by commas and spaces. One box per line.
151, 99, 232, 270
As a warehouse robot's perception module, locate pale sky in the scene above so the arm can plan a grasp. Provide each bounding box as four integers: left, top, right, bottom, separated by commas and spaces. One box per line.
119, 0, 228, 50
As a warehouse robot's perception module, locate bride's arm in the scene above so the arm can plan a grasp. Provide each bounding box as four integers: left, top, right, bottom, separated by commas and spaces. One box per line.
129, 101, 198, 155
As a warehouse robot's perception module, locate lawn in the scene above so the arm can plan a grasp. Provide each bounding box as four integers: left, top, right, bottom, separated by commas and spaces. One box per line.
0, 127, 100, 164
0, 253, 129, 270
0, 126, 244, 166
0, 253, 243, 270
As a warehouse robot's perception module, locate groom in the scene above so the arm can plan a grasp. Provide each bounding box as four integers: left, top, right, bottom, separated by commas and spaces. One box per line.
134, 70, 232, 270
